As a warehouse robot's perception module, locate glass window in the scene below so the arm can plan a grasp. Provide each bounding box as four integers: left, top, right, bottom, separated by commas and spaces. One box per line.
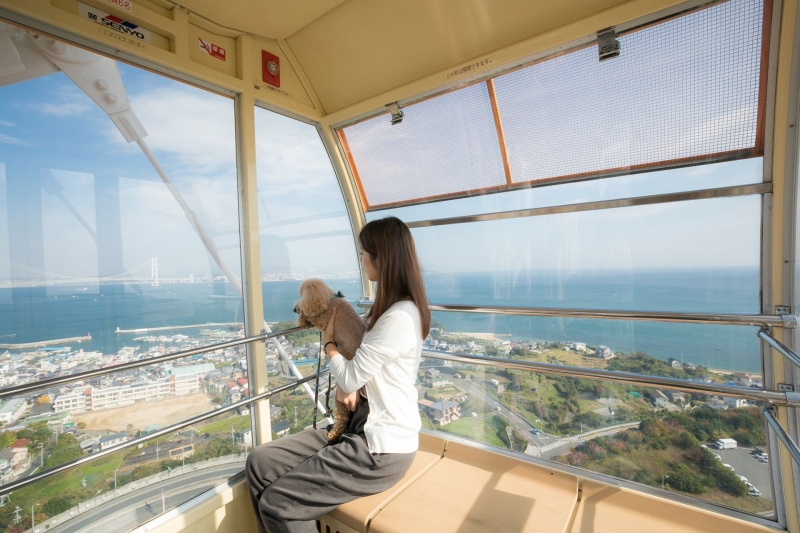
366, 158, 763, 224
0, 25, 247, 530
254, 107, 360, 436
418, 356, 774, 516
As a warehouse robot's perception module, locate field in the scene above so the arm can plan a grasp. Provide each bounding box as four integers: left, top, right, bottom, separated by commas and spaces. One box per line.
76, 393, 216, 432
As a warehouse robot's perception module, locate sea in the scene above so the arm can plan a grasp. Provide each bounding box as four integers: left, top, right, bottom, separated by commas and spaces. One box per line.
0, 268, 764, 373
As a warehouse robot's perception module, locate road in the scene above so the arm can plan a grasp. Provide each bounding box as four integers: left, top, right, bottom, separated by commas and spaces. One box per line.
452, 378, 640, 458
47, 464, 244, 533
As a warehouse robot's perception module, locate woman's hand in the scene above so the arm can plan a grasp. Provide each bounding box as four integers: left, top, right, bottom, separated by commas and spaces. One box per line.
336, 385, 360, 412
322, 307, 337, 347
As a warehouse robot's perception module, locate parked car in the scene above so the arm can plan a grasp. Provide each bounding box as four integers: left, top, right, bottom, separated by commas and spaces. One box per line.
738, 475, 748, 483
723, 464, 735, 471
714, 453, 722, 461
759, 456, 769, 463
530, 428, 540, 435
748, 486, 761, 497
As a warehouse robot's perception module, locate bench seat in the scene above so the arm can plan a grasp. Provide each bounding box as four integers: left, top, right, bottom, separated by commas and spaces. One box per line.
326, 432, 447, 531
569, 480, 776, 533
368, 441, 580, 533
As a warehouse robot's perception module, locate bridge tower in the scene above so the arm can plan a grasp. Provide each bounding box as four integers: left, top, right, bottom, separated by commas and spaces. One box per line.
150, 257, 159, 287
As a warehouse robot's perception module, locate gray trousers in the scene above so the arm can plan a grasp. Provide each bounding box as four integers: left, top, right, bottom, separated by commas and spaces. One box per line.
245, 426, 416, 533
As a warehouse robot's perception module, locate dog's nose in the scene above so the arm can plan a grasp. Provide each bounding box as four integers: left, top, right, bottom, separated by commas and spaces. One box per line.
293, 305, 298, 313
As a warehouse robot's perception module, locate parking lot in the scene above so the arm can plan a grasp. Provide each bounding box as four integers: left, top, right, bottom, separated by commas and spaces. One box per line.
713, 446, 772, 501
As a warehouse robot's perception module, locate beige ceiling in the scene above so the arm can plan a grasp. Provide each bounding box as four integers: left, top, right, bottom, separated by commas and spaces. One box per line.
285, 0, 631, 114
176, 0, 653, 115
177, 0, 346, 40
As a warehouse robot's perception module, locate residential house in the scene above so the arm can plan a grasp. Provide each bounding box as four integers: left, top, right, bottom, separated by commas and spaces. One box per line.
723, 396, 748, 409
646, 389, 669, 409
426, 400, 461, 426
272, 421, 291, 437
0, 398, 27, 426
430, 377, 453, 389
595, 346, 615, 359
664, 390, 686, 404
99, 432, 128, 450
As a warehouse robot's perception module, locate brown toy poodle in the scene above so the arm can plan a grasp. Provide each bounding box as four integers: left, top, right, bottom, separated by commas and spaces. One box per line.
294, 278, 366, 442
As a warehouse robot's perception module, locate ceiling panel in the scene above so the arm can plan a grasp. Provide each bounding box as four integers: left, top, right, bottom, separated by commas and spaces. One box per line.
179, 0, 346, 40
286, 0, 630, 113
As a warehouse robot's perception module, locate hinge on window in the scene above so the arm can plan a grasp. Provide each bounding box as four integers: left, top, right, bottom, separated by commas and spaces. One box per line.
597, 27, 620, 61
776, 305, 791, 315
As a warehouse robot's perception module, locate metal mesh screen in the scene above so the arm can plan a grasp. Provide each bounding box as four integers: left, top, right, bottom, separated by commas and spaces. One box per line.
340, 83, 506, 210
340, 0, 767, 211
494, 0, 765, 185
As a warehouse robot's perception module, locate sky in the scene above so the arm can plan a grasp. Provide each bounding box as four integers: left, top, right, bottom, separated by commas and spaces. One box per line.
0, 34, 358, 284
0, 0, 767, 288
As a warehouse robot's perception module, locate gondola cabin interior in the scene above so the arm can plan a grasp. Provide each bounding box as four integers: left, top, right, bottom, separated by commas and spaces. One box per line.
0, 0, 798, 532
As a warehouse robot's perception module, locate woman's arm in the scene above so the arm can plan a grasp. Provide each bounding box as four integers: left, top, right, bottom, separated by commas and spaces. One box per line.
325, 308, 416, 393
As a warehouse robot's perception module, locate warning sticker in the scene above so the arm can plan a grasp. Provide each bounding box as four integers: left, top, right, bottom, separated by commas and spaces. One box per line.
78, 2, 151, 43
198, 38, 226, 61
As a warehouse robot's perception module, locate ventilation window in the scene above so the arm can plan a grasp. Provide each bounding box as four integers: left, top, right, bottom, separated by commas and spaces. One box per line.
338, 0, 770, 211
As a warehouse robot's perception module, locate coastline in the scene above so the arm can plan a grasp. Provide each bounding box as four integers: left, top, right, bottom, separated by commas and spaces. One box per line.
445, 331, 513, 342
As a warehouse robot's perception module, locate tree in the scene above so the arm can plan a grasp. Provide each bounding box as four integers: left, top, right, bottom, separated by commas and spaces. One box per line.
668, 464, 706, 494
0, 431, 16, 449
36, 395, 51, 405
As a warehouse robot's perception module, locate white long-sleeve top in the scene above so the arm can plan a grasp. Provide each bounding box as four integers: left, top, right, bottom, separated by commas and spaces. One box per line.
329, 300, 422, 454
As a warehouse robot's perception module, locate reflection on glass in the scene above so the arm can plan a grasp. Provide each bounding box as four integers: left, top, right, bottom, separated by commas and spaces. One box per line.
418, 356, 773, 515
0, 422, 250, 532
0, 28, 242, 531
366, 158, 763, 224
254, 107, 359, 417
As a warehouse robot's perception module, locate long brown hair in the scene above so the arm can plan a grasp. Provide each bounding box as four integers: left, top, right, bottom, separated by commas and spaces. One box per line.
359, 217, 430, 339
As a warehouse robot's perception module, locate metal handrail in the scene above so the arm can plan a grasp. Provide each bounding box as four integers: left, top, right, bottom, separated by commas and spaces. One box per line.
0, 325, 309, 401
421, 349, 800, 407
0, 369, 328, 496
758, 330, 800, 369
357, 301, 795, 328
763, 408, 800, 466
403, 183, 771, 228
6, 346, 797, 498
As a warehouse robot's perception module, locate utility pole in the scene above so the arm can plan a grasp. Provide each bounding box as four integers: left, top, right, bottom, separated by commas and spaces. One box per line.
12, 506, 20, 524
294, 406, 298, 428
161, 489, 165, 513
114, 469, 117, 497
156, 439, 159, 461
231, 426, 235, 448
37, 443, 43, 470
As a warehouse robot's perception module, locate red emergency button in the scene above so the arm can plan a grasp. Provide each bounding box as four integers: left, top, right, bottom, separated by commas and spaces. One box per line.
262, 51, 280, 87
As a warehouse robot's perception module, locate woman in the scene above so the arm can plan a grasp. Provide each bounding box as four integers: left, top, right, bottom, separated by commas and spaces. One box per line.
246, 216, 431, 533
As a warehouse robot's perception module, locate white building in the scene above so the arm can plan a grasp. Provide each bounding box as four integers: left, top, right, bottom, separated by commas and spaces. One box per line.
53, 390, 89, 413
595, 346, 615, 359
90, 378, 173, 410
0, 399, 26, 425
99, 432, 128, 450
172, 374, 200, 396
723, 397, 748, 409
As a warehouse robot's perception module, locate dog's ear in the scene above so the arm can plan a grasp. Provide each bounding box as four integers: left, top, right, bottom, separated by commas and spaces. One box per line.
297, 279, 331, 318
